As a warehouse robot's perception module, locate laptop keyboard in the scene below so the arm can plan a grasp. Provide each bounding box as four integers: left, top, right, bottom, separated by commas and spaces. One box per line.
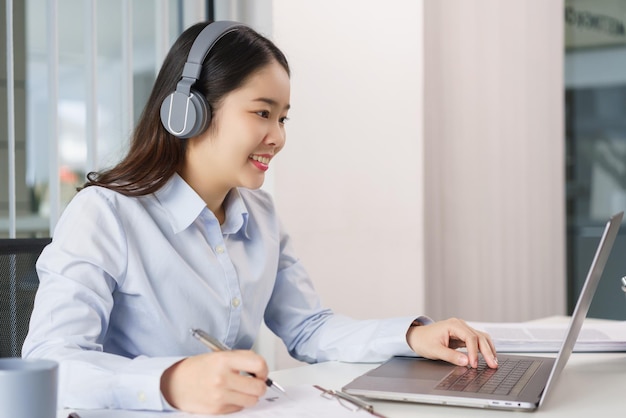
436, 358, 541, 396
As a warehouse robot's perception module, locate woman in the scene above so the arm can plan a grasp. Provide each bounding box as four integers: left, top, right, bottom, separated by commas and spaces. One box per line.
23, 21, 497, 415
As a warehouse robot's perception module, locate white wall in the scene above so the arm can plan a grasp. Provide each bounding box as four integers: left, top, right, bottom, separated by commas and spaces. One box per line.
268, 0, 565, 368
423, 0, 566, 322
271, 0, 425, 368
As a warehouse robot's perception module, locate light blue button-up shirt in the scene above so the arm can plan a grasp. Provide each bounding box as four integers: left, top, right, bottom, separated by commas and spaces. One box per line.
23, 173, 416, 411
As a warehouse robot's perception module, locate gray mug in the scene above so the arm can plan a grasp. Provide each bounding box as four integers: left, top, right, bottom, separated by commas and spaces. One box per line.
0, 358, 58, 418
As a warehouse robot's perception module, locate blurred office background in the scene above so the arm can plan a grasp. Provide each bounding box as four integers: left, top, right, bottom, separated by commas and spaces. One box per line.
2, 0, 625, 369
564, 0, 626, 321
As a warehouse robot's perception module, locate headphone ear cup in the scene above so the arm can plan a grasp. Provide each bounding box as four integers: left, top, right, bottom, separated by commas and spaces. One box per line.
160, 89, 211, 139
186, 89, 211, 137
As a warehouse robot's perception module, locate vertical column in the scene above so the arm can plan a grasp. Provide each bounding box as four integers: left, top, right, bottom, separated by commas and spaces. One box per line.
423, 0, 565, 321
5, 0, 16, 238
84, 0, 98, 174
121, 0, 134, 136
47, 0, 60, 232
2, 0, 28, 237
155, 0, 170, 72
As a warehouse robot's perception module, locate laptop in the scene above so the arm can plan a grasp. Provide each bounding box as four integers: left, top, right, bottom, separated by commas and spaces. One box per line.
343, 211, 623, 411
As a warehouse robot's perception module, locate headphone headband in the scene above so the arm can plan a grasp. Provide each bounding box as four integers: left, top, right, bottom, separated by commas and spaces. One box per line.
160, 21, 246, 138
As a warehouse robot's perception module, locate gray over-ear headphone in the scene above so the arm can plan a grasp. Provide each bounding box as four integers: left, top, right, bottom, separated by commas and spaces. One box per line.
160, 21, 245, 138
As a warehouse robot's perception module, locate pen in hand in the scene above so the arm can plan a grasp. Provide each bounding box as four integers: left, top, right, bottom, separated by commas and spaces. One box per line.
190, 328, 287, 395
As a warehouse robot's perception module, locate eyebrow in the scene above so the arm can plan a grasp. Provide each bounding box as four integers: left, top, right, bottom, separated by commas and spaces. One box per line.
253, 97, 290, 110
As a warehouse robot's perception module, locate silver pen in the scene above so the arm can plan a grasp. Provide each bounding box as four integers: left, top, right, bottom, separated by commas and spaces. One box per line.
190, 328, 287, 395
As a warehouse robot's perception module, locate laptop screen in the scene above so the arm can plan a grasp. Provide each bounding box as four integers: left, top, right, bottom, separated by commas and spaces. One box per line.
539, 211, 623, 407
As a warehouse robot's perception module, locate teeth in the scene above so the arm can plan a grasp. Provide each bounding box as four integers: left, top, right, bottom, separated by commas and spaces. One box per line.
250, 155, 270, 164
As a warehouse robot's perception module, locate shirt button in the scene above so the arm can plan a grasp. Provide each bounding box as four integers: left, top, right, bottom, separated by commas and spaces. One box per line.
232, 297, 241, 308
215, 245, 225, 254
138, 391, 146, 402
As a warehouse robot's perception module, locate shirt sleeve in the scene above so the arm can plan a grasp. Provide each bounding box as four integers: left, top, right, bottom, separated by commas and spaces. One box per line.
263, 221, 420, 364
22, 189, 183, 411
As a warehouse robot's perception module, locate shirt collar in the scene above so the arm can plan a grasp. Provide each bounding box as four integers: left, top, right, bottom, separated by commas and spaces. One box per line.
221, 188, 250, 238
154, 173, 206, 234
154, 173, 250, 238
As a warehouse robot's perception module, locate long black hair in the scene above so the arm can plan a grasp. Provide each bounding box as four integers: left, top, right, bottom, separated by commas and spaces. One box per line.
82, 21, 290, 196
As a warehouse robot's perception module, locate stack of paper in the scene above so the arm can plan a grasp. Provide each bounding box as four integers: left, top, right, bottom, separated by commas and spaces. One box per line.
470, 320, 626, 352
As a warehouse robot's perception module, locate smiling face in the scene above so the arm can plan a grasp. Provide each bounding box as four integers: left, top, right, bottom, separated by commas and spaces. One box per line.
179, 59, 290, 210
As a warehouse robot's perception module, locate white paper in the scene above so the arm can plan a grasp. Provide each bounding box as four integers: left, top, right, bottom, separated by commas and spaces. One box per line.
61, 385, 380, 418
470, 320, 626, 352
206, 385, 377, 417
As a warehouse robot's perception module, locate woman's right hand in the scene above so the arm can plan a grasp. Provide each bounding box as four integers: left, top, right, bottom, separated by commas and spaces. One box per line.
160, 350, 269, 414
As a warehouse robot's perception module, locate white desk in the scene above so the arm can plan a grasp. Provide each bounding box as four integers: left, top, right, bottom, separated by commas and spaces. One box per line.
269, 352, 626, 417
57, 351, 625, 417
